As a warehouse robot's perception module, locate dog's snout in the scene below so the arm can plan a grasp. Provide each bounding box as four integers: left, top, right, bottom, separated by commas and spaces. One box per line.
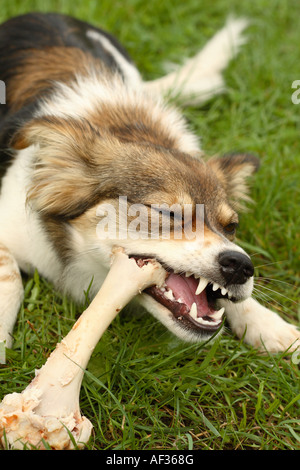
219, 250, 254, 285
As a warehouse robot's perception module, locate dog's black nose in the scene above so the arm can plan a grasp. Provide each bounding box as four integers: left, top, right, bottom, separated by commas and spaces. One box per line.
219, 250, 254, 285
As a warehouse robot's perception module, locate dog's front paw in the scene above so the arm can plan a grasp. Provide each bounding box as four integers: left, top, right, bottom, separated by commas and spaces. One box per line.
248, 309, 300, 353
222, 298, 300, 353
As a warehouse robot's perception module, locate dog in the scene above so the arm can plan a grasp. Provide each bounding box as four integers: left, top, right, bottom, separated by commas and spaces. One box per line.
0, 12, 299, 354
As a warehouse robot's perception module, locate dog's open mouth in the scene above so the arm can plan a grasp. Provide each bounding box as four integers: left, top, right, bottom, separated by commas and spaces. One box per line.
132, 256, 233, 333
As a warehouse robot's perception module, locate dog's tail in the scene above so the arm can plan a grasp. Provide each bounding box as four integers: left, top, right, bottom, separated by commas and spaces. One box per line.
144, 18, 248, 106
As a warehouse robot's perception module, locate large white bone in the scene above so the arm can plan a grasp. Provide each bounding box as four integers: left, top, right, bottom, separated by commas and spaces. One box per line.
0, 249, 166, 450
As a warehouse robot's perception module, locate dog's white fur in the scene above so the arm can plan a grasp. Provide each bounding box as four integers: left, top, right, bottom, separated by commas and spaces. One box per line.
0, 18, 299, 353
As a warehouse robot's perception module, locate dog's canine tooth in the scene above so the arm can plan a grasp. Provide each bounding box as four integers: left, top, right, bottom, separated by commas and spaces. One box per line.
196, 277, 209, 296
190, 302, 198, 319
164, 289, 174, 301
212, 282, 220, 291
221, 287, 228, 296
212, 307, 225, 322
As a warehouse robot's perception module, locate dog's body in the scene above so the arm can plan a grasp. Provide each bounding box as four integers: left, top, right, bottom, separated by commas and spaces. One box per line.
0, 13, 299, 352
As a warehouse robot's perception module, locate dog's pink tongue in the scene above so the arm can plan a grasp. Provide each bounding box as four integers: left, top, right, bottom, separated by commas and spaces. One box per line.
165, 273, 210, 316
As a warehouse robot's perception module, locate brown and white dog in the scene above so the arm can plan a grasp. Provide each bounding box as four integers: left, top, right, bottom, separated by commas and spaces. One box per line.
0, 12, 299, 352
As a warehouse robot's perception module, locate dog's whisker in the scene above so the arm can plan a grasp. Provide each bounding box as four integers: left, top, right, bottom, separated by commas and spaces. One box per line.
254, 260, 288, 269
252, 287, 273, 305
255, 277, 298, 288
252, 289, 277, 307
249, 252, 264, 258
252, 287, 297, 318
254, 283, 299, 305
253, 285, 287, 304
251, 292, 286, 315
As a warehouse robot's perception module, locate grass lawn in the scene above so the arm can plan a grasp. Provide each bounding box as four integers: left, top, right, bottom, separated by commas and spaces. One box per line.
0, 0, 299, 450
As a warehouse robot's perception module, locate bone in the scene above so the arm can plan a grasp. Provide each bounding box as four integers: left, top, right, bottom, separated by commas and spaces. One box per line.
0, 249, 166, 450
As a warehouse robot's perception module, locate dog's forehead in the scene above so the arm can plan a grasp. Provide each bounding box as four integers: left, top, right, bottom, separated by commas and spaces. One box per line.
129, 150, 226, 207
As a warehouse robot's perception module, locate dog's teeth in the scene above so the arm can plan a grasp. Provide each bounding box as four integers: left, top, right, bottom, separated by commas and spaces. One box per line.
164, 289, 174, 301
212, 307, 225, 322
221, 287, 228, 296
196, 277, 209, 296
228, 292, 233, 299
194, 274, 200, 279
185, 271, 193, 277
196, 317, 215, 326
212, 283, 220, 291
190, 302, 198, 319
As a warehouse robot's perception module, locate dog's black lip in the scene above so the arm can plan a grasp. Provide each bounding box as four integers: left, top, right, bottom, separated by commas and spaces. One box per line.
176, 314, 223, 332
129, 254, 172, 273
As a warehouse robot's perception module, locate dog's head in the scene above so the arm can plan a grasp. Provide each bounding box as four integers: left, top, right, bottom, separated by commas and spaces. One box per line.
12, 114, 259, 343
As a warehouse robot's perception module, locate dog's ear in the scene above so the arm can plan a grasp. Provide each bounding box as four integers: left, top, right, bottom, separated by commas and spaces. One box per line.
10, 116, 108, 219
207, 153, 260, 209
10, 116, 86, 150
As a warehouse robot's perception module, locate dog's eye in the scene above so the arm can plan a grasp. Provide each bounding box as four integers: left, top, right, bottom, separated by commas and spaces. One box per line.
224, 222, 238, 235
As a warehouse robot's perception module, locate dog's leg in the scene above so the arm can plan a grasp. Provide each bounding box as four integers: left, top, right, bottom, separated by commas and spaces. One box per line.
144, 18, 248, 106
0, 243, 24, 348
220, 297, 300, 353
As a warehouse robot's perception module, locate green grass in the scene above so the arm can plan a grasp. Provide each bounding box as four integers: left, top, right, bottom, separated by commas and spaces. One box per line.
0, 0, 300, 451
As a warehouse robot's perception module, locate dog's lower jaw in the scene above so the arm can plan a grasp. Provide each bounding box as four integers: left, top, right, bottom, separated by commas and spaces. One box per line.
138, 293, 224, 343
137, 274, 254, 343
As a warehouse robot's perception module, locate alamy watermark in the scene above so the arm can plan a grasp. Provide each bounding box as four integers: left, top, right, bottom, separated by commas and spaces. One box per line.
0, 80, 5, 104
292, 350, 300, 365
96, 196, 205, 241
291, 80, 300, 104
